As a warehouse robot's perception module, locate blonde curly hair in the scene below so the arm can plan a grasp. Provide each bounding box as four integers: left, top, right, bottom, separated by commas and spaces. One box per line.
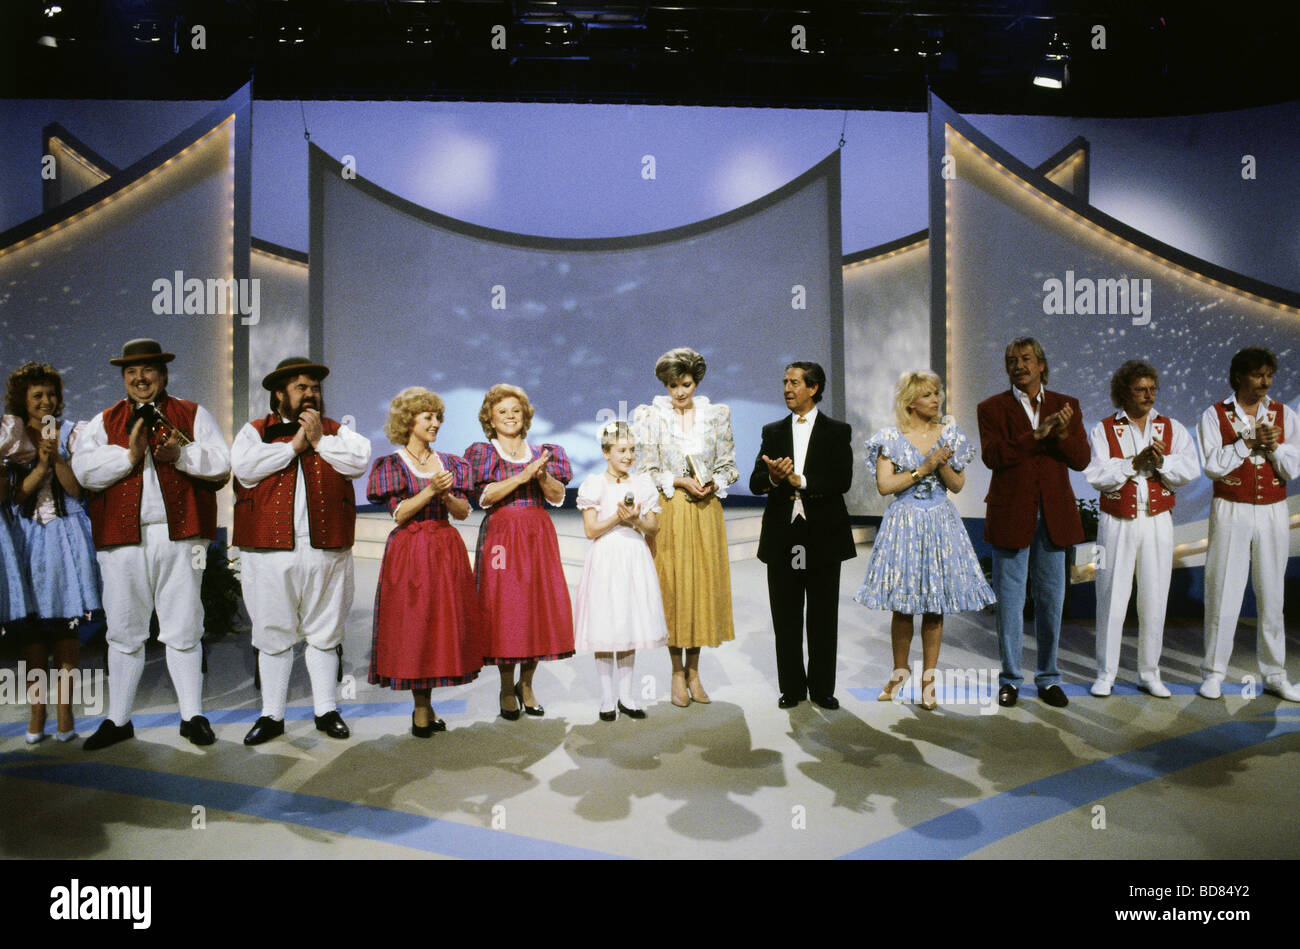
384, 386, 445, 445
894, 370, 945, 429
478, 383, 535, 439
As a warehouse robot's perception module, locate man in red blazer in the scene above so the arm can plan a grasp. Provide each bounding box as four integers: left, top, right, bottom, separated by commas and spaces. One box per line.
977, 337, 1089, 708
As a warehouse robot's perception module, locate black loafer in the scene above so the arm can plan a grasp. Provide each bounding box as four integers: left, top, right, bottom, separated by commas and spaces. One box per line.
598, 709, 617, 722
778, 693, 802, 709
515, 682, 544, 717
617, 701, 646, 720
314, 710, 350, 739
180, 715, 216, 746
998, 684, 1019, 707
243, 716, 284, 746
809, 694, 840, 710
83, 719, 134, 751
1039, 684, 1069, 708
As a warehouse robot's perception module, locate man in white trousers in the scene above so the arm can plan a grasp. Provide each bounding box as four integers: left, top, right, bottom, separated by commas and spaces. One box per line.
1085, 360, 1200, 698
232, 357, 371, 744
73, 339, 231, 749
1198, 346, 1300, 702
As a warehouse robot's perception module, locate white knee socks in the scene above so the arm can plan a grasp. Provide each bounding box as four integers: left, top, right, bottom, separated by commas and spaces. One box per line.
304, 646, 338, 717
258, 649, 294, 720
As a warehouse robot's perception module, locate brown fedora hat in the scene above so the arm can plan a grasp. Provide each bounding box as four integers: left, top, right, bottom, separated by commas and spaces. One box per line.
262, 356, 330, 391
109, 338, 175, 367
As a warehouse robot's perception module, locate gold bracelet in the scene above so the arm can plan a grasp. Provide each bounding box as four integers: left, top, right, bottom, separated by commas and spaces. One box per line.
910, 469, 922, 483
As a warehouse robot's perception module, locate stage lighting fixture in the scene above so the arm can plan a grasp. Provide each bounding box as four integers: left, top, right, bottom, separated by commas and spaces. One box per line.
1032, 32, 1070, 89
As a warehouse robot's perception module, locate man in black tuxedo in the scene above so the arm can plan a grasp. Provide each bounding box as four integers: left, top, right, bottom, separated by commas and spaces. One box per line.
749, 362, 855, 709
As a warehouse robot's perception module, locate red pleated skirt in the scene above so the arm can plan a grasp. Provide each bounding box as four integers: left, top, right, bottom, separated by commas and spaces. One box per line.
475, 506, 575, 664
369, 519, 485, 689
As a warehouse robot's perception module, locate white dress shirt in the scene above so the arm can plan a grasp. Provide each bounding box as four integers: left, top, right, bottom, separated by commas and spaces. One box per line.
1013, 386, 1044, 430
1084, 410, 1200, 508
1197, 394, 1300, 483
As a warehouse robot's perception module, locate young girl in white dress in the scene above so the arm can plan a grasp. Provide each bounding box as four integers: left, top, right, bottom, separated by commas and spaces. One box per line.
574, 422, 669, 721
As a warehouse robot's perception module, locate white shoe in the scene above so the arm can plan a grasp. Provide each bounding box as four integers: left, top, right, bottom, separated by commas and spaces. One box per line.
1263, 674, 1300, 702
24, 731, 45, 745
1199, 674, 1224, 700
55, 729, 78, 742
1140, 674, 1171, 698
1089, 677, 1114, 697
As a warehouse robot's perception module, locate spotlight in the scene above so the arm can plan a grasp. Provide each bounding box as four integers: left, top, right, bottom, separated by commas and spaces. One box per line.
1033, 32, 1071, 89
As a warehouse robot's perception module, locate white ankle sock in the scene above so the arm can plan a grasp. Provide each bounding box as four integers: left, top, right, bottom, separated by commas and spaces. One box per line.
595, 656, 616, 712
258, 649, 293, 720
107, 647, 145, 725
304, 646, 338, 716
166, 645, 204, 720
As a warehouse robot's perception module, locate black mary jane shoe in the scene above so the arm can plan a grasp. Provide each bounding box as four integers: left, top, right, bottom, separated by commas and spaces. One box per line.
617, 701, 646, 720
515, 682, 545, 717
411, 711, 446, 738
598, 708, 617, 722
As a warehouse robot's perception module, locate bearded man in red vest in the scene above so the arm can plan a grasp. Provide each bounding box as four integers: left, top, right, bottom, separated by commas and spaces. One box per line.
72, 339, 232, 749
1198, 347, 1300, 702
232, 357, 372, 744
1084, 360, 1200, 698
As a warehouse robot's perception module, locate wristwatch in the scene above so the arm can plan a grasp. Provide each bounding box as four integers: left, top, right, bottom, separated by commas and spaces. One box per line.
910, 469, 922, 483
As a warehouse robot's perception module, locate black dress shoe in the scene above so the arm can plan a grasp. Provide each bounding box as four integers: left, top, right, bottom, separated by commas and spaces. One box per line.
243, 716, 284, 746
598, 709, 617, 722
809, 694, 840, 710
83, 719, 134, 751
778, 693, 802, 709
998, 684, 1019, 707
180, 715, 216, 746
515, 682, 544, 717
314, 710, 350, 739
411, 711, 445, 739
1039, 684, 1069, 708
617, 701, 646, 720
499, 690, 521, 721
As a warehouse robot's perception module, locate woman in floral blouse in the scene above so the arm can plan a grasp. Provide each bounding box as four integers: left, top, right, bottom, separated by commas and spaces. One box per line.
632, 348, 738, 707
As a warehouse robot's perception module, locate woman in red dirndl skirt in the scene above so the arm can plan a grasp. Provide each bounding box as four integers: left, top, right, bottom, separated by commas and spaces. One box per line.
464, 383, 574, 720
368, 387, 484, 737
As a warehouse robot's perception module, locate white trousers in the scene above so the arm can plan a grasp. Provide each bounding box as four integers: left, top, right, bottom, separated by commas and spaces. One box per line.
1095, 509, 1173, 680
1203, 498, 1289, 678
240, 544, 354, 655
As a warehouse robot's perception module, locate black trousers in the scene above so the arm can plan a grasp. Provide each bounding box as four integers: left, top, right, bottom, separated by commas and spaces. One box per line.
766, 524, 842, 698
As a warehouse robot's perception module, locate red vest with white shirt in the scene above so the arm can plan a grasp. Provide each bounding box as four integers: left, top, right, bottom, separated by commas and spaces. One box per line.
1211, 400, 1287, 504
1097, 414, 1176, 519
232, 414, 355, 550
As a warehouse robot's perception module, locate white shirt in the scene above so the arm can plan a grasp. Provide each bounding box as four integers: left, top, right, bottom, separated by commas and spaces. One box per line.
1012, 385, 1045, 430
1197, 394, 1300, 484
72, 401, 231, 526
792, 406, 818, 483
231, 417, 372, 538
1084, 410, 1200, 508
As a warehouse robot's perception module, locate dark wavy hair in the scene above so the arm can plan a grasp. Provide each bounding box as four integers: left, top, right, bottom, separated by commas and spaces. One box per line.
1229, 347, 1276, 392
1109, 360, 1159, 408
5, 361, 64, 419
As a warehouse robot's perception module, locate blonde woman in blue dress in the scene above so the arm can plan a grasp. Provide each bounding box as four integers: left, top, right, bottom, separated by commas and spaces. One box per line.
854, 371, 995, 709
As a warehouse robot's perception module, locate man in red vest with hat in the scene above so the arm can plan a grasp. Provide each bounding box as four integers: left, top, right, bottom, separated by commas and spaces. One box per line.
72, 338, 231, 749
232, 356, 371, 744
1084, 360, 1200, 698
1197, 346, 1300, 702
978, 337, 1090, 708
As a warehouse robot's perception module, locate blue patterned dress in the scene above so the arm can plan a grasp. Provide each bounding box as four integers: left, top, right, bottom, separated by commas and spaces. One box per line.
853, 423, 995, 615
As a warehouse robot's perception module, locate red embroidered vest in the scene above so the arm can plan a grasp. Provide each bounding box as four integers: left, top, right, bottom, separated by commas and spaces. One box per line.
1097, 415, 1176, 519
85, 396, 219, 547
1212, 400, 1287, 504
232, 414, 356, 550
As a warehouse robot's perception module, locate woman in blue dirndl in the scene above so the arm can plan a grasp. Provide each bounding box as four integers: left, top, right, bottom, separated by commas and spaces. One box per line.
854, 370, 994, 709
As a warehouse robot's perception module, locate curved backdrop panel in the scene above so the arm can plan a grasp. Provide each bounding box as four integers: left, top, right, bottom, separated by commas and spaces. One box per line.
309, 143, 843, 497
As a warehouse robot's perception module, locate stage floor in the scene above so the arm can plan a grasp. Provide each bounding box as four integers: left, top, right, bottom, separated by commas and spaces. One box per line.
2, 531, 1298, 861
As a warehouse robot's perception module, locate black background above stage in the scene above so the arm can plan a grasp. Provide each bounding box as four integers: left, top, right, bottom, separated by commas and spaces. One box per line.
2, 1, 1298, 116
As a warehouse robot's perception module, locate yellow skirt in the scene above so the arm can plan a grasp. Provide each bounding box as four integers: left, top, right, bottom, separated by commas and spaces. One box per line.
652, 492, 735, 648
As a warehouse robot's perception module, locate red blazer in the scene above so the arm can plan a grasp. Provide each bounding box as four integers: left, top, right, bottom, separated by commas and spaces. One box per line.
977, 388, 1089, 550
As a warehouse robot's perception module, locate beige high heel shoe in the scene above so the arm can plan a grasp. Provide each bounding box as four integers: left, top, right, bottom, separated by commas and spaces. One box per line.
920, 668, 939, 711
671, 670, 690, 707
877, 668, 911, 702
686, 671, 711, 704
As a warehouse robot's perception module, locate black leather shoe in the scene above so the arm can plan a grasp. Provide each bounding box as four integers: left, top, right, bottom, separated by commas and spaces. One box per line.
83, 719, 134, 751
598, 709, 617, 722
180, 715, 216, 746
617, 701, 646, 720
1039, 684, 1069, 708
778, 693, 802, 709
515, 682, 544, 717
998, 684, 1019, 707
809, 694, 840, 710
243, 716, 284, 746
314, 710, 350, 739
499, 690, 521, 721
411, 711, 445, 738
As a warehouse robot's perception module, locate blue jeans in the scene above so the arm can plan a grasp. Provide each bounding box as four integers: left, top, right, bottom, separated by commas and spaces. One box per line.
992, 514, 1066, 689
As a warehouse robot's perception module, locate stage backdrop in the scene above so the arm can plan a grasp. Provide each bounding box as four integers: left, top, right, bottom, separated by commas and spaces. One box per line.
843, 139, 1089, 516
0, 86, 252, 450
929, 94, 1300, 561
309, 143, 843, 498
